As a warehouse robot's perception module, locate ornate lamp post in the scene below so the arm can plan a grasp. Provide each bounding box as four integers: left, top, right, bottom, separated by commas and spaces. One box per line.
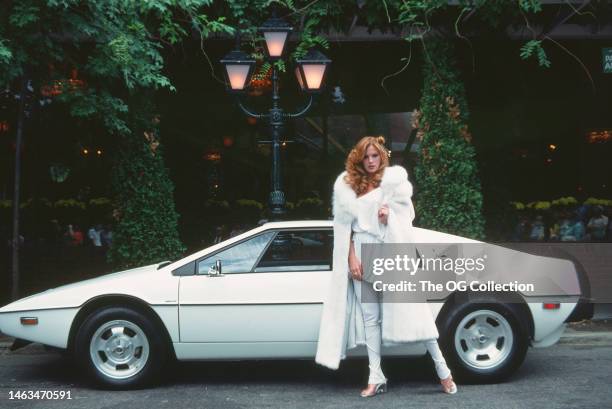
220, 15, 331, 219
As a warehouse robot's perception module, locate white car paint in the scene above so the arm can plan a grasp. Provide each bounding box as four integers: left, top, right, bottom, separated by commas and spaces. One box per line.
0, 220, 580, 361
0, 309, 79, 348
0, 264, 178, 312
0, 263, 180, 346
527, 301, 575, 345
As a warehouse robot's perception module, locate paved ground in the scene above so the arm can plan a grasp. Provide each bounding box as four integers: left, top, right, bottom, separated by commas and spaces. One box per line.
0, 324, 610, 409
592, 303, 612, 320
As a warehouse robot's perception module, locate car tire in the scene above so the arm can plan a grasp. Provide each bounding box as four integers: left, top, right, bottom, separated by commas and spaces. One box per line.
74, 306, 168, 389
437, 302, 529, 383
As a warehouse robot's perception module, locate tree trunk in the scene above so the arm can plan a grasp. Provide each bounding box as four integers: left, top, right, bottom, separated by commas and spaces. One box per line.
11, 79, 27, 300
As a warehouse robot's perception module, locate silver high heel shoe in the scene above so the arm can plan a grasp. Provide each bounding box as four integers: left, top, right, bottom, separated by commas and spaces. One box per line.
360, 382, 387, 398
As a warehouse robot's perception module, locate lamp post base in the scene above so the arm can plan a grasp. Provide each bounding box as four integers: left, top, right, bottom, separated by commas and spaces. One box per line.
269, 190, 286, 220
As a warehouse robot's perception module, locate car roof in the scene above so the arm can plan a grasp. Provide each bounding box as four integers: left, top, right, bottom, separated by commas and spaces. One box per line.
260, 220, 332, 229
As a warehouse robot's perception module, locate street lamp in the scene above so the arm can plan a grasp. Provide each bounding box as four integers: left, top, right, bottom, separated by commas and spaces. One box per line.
259, 16, 293, 60
220, 14, 331, 220
295, 49, 332, 93
219, 49, 256, 93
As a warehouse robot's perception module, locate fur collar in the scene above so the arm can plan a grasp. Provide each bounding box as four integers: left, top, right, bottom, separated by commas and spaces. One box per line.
332, 165, 408, 224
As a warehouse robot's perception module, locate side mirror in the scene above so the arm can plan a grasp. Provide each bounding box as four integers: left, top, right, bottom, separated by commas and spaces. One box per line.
208, 259, 224, 277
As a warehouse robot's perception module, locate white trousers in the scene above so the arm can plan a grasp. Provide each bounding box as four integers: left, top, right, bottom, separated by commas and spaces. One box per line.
352, 278, 452, 384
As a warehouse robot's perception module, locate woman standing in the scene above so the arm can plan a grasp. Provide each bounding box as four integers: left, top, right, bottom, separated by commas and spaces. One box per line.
315, 136, 457, 397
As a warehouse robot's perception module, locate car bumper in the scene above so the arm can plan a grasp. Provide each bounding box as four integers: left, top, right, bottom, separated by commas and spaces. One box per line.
0, 308, 79, 349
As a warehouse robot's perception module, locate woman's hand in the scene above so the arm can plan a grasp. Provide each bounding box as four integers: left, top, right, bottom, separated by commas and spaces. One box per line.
348, 252, 363, 281
378, 204, 389, 225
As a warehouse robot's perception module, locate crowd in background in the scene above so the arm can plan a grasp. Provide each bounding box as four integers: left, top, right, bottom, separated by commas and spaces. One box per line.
512, 205, 611, 242
4, 205, 611, 260
2, 221, 113, 262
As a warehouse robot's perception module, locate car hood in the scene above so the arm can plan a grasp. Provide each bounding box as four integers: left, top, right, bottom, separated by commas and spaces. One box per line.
0, 262, 168, 313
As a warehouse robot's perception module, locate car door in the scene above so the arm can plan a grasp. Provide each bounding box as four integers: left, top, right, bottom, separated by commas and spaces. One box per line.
177, 228, 332, 359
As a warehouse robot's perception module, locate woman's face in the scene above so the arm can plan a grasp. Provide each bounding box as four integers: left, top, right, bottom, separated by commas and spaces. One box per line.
362, 145, 381, 174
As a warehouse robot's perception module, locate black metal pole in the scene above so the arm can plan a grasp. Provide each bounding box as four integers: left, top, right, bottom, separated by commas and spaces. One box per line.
11, 79, 27, 300
268, 65, 285, 220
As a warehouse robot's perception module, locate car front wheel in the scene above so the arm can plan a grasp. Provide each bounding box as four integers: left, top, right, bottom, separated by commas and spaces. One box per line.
438, 302, 529, 383
74, 307, 167, 389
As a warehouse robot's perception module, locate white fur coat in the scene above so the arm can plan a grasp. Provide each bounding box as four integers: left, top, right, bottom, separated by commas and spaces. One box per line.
315, 165, 439, 370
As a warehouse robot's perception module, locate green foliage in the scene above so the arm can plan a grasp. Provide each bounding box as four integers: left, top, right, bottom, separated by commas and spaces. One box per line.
0, 1, 232, 129
0, 1, 230, 269
232, 199, 264, 225
235, 199, 264, 210
396, 0, 550, 68
0, 39, 12, 65
0, 0, 580, 267
54, 199, 86, 209
57, 89, 131, 134
292, 16, 331, 60
518, 0, 542, 13
8, 3, 40, 28
413, 38, 485, 240
519, 40, 551, 68
108, 94, 186, 268
203, 199, 230, 208
293, 197, 325, 219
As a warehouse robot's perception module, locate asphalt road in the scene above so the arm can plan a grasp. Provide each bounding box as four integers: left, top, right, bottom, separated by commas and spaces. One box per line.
0, 333, 610, 409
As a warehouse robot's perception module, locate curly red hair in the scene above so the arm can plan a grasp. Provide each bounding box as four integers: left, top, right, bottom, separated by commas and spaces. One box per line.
344, 136, 390, 196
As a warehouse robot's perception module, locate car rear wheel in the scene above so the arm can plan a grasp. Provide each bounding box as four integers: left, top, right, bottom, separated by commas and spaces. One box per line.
74, 307, 167, 389
438, 302, 529, 383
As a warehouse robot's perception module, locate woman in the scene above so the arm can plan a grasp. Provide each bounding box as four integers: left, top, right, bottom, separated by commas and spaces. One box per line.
315, 136, 457, 397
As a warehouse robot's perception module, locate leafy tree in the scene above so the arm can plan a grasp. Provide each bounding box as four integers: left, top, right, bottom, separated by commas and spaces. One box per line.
1, 0, 234, 133
0, 1, 233, 293
1, 0, 599, 281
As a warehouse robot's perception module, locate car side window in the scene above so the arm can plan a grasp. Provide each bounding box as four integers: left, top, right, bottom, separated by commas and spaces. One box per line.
254, 229, 333, 272
197, 231, 275, 275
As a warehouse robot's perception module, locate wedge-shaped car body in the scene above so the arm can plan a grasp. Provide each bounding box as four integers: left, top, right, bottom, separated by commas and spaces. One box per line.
0, 221, 590, 388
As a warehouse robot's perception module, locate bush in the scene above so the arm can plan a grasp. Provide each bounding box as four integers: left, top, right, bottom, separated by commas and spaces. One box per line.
413, 38, 485, 240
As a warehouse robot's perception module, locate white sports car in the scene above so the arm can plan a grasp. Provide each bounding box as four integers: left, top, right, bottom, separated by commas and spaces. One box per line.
0, 221, 591, 389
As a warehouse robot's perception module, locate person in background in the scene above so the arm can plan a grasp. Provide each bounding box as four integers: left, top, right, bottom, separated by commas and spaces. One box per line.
529, 215, 546, 241
229, 224, 245, 238
72, 225, 84, 246
88, 224, 104, 263
560, 211, 585, 241
548, 210, 561, 241
213, 225, 226, 244
571, 213, 586, 241
512, 216, 530, 241
558, 211, 573, 241
576, 203, 590, 225
587, 206, 608, 242
64, 224, 74, 245
88, 225, 102, 248
72, 224, 83, 246
101, 225, 113, 249
607, 207, 612, 241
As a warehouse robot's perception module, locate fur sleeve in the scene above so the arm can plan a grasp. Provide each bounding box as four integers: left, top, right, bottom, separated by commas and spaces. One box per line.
388, 179, 414, 207
381, 165, 413, 206
332, 171, 357, 225
381, 167, 415, 229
